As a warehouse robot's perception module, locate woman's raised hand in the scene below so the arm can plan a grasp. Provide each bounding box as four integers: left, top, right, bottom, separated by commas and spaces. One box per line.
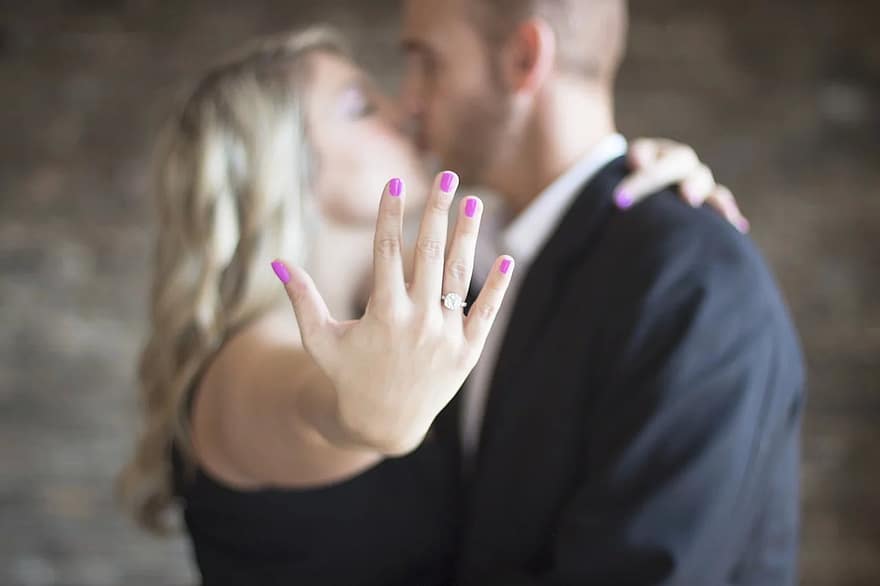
613, 138, 751, 233
272, 172, 514, 456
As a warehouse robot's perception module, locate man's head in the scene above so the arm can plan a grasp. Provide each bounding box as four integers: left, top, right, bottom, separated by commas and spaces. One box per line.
401, 0, 628, 186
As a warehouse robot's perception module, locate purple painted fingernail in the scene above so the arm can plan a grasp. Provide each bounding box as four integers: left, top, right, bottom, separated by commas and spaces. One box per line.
389, 178, 403, 197
465, 197, 478, 218
614, 189, 633, 210
272, 261, 291, 284
737, 218, 751, 233
499, 258, 512, 275
440, 171, 457, 193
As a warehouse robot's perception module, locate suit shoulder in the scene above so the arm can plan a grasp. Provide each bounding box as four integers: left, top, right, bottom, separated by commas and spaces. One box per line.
592, 189, 803, 372
599, 189, 773, 298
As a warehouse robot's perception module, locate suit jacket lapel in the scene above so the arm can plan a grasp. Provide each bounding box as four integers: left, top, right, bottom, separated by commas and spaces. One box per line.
466, 156, 630, 492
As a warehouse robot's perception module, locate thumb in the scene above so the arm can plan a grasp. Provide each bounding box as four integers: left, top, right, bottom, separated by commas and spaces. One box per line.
271, 260, 335, 362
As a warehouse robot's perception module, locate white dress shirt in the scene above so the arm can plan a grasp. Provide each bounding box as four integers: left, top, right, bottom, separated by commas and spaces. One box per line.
460, 134, 628, 462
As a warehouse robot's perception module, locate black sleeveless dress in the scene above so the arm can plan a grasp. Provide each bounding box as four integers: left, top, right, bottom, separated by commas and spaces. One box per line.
172, 428, 460, 586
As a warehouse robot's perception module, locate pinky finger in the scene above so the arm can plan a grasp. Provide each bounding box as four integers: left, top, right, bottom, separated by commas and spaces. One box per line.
706, 186, 750, 233
464, 256, 515, 349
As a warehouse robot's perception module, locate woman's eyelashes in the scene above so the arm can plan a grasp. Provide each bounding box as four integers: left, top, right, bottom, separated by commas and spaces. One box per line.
339, 85, 377, 119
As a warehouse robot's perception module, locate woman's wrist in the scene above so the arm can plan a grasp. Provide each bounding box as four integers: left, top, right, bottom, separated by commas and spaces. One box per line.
332, 393, 429, 457
294, 373, 412, 456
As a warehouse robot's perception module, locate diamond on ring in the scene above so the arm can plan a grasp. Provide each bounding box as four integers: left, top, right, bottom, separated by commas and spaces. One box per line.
441, 292, 467, 311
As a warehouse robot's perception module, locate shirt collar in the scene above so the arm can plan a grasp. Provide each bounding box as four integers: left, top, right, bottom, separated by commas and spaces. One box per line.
501, 134, 627, 267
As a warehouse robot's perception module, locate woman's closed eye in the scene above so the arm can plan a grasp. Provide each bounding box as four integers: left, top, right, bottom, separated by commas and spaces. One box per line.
339, 85, 378, 119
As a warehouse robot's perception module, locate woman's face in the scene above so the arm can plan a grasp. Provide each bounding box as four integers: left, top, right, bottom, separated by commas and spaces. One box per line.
306, 52, 428, 226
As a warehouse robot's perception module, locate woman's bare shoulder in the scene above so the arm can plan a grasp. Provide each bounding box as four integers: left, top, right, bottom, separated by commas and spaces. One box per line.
190, 307, 315, 487
207, 307, 302, 381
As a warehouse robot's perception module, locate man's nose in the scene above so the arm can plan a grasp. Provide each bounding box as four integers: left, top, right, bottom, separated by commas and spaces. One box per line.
388, 99, 411, 135
398, 72, 424, 119
376, 90, 410, 136
395, 82, 425, 140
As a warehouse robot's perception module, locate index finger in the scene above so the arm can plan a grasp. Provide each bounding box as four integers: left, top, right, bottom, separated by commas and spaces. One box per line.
371, 177, 408, 305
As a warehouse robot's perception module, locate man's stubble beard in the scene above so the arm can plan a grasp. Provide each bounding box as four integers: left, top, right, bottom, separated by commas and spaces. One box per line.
444, 82, 513, 187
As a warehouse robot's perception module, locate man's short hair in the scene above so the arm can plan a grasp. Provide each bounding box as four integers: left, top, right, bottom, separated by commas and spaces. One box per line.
468, 0, 628, 80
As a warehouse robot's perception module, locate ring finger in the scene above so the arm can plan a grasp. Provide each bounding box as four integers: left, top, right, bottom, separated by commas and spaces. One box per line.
441, 195, 483, 316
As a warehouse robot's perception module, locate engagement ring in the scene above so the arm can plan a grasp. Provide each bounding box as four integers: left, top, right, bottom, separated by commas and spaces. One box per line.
441, 292, 467, 311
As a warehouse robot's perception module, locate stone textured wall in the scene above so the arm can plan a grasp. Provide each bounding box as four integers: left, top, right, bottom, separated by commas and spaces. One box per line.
1, 1, 877, 584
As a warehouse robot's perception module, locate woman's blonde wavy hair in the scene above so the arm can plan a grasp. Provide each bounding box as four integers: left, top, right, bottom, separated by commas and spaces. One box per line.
118, 27, 349, 533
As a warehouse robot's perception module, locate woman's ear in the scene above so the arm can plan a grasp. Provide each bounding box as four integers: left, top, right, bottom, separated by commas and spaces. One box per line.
502, 18, 557, 94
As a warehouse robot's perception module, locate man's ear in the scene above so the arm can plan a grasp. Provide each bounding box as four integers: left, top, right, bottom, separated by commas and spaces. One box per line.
501, 18, 556, 94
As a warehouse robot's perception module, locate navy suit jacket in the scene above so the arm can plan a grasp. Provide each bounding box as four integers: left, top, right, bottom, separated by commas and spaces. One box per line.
436, 156, 805, 586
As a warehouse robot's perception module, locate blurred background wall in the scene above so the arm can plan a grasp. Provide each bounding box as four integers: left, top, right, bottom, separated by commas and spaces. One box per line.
1, 0, 877, 584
